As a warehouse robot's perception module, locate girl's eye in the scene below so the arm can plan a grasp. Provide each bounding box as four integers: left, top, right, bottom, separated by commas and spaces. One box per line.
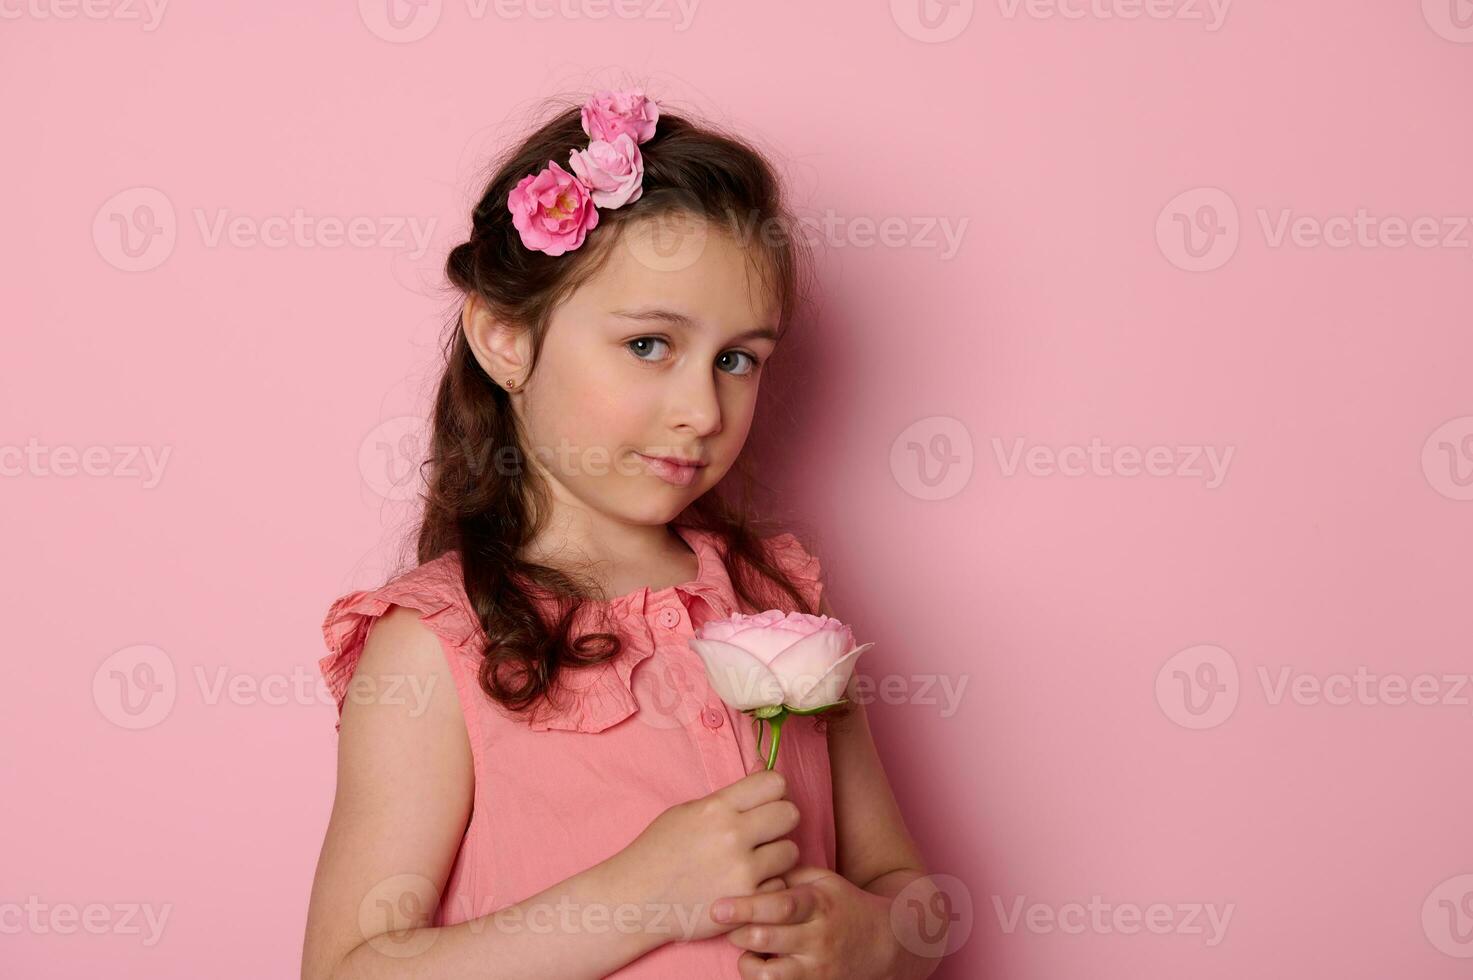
625, 337, 763, 377
626, 337, 670, 361
717, 350, 760, 377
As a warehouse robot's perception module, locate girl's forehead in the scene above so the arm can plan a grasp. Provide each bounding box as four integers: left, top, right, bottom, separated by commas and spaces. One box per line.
578, 225, 781, 328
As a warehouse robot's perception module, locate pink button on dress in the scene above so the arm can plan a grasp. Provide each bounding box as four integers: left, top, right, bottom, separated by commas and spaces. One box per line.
318, 524, 833, 978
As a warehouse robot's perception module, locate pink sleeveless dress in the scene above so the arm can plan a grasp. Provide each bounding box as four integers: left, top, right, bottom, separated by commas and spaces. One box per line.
318, 524, 833, 978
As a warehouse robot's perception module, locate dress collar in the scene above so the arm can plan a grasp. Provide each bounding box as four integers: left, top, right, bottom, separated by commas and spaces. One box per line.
596, 523, 734, 620
526, 523, 735, 733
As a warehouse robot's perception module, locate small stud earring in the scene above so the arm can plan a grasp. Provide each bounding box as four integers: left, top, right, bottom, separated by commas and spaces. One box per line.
505, 378, 517, 389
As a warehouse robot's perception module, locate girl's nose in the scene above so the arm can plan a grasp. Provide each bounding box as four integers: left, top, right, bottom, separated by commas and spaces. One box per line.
669, 367, 723, 436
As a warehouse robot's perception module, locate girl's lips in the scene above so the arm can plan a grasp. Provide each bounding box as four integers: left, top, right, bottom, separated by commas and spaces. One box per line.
639, 453, 702, 488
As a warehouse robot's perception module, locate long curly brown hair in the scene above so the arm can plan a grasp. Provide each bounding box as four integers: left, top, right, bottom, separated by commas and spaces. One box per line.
416, 94, 823, 721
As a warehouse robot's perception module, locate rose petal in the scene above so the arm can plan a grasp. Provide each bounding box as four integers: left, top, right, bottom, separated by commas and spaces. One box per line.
767, 628, 854, 701
723, 624, 809, 665
506, 161, 597, 256
696, 609, 787, 643
687, 638, 785, 710
786, 642, 874, 710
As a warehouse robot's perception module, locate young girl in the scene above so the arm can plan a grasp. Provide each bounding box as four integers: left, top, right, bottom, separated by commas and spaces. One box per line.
301, 89, 941, 980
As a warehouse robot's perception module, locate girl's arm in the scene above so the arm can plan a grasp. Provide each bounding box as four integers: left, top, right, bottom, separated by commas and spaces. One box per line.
300, 606, 669, 980
822, 592, 947, 977
822, 593, 928, 894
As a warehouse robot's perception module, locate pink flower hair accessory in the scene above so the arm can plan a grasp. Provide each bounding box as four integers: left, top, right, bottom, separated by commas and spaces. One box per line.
506, 89, 661, 256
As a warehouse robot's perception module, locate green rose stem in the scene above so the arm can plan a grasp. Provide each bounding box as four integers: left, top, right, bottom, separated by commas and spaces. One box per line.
762, 715, 786, 771
748, 700, 849, 771
752, 704, 787, 771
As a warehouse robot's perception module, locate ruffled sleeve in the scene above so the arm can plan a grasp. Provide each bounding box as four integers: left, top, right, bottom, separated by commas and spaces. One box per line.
318, 555, 485, 737
762, 531, 826, 614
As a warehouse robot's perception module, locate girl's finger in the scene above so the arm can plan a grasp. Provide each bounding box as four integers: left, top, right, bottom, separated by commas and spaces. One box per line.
750, 838, 801, 882
728, 920, 808, 954
715, 884, 818, 927
737, 950, 802, 980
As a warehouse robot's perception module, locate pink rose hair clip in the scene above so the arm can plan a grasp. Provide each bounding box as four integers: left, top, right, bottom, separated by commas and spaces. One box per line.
505, 89, 661, 256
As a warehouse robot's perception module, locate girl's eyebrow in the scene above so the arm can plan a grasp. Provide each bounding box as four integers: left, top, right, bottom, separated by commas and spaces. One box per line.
610, 306, 780, 343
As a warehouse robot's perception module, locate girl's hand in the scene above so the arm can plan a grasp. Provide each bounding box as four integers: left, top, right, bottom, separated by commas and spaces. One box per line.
612, 769, 802, 945
711, 865, 898, 980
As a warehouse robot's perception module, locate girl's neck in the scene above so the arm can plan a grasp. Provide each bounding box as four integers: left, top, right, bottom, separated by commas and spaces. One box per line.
521, 519, 698, 599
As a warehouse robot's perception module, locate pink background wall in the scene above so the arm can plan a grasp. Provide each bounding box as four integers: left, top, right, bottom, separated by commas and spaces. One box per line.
4, 2, 1472, 977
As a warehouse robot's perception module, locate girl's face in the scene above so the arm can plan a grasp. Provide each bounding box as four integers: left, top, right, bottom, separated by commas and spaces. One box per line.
512, 219, 781, 527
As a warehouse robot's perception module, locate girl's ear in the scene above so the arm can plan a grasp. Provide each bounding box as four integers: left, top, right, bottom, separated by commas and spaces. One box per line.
461, 292, 532, 390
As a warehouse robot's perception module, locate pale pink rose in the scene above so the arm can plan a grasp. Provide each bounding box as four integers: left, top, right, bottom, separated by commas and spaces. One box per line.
580, 89, 660, 144
568, 134, 645, 209
506, 160, 598, 256
689, 610, 874, 712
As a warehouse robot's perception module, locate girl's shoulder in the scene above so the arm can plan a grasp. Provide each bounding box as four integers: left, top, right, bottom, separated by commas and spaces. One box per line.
758, 529, 823, 587
317, 552, 481, 732
314, 530, 828, 733
743, 528, 826, 613
674, 523, 826, 610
